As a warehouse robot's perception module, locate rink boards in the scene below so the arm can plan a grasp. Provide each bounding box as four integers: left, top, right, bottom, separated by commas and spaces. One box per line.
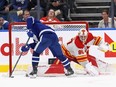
0, 28, 116, 72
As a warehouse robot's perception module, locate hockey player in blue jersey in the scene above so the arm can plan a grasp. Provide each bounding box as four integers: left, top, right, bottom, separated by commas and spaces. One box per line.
21, 16, 74, 77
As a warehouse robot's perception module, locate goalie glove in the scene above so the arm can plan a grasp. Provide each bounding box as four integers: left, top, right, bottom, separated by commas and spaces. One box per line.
98, 42, 110, 52
85, 62, 99, 76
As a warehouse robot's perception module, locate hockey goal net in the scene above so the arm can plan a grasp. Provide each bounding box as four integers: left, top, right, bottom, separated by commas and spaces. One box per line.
8, 21, 89, 77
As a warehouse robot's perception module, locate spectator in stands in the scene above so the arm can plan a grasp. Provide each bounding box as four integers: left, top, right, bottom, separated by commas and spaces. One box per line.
19, 10, 30, 22
110, 0, 116, 21
12, 0, 29, 11
0, 0, 12, 20
46, 0, 71, 21
40, 9, 60, 22
8, 0, 29, 22
27, 0, 47, 13
114, 0, 116, 20
109, 0, 116, 20
98, 9, 116, 28
40, 0, 49, 16
27, 0, 47, 18
0, 17, 9, 30
67, 0, 76, 13
27, 0, 37, 10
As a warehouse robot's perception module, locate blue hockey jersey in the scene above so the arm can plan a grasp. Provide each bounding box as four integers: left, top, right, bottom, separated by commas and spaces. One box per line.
26, 16, 55, 40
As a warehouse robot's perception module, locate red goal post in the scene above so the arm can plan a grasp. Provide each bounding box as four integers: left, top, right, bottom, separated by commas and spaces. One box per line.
8, 21, 89, 76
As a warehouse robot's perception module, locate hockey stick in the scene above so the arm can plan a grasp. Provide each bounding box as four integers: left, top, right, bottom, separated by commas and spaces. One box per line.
10, 37, 30, 78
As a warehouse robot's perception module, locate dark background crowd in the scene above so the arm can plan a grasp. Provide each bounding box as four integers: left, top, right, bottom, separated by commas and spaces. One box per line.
0, 0, 116, 30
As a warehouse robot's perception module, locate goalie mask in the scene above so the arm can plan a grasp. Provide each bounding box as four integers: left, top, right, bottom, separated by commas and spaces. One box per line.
78, 28, 88, 43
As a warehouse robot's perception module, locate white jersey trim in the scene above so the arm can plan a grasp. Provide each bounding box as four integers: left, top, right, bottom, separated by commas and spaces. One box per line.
39, 29, 55, 37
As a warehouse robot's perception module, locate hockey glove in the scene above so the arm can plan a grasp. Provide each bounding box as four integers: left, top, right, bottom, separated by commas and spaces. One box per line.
27, 30, 33, 37
21, 44, 30, 52
98, 42, 110, 52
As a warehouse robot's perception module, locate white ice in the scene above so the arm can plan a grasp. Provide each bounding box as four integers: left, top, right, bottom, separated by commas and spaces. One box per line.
0, 73, 116, 87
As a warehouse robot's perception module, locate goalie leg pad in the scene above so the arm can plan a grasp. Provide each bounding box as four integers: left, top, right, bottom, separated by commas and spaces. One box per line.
85, 62, 99, 76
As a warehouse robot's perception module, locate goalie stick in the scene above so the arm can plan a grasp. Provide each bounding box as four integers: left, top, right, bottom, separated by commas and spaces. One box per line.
10, 37, 30, 78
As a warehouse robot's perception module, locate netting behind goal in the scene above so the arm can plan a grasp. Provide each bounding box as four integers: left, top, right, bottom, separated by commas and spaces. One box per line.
9, 21, 89, 76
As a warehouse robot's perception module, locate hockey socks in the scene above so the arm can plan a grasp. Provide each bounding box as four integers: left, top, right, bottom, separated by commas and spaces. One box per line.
32, 56, 39, 69
61, 58, 70, 69
30, 52, 40, 75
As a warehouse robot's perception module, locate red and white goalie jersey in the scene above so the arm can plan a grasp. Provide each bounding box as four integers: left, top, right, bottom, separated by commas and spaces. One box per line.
61, 28, 110, 66
53, 28, 110, 76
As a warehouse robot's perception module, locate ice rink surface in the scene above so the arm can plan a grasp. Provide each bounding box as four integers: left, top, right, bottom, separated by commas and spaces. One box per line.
0, 73, 116, 87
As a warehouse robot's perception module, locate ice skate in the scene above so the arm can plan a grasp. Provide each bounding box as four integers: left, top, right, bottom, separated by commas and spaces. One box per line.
28, 67, 37, 78
65, 67, 74, 76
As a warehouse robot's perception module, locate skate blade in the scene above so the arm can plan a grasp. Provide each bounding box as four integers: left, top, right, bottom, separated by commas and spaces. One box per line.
25, 73, 37, 78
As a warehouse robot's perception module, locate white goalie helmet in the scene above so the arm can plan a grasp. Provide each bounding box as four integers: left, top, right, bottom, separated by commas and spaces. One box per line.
78, 28, 88, 43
